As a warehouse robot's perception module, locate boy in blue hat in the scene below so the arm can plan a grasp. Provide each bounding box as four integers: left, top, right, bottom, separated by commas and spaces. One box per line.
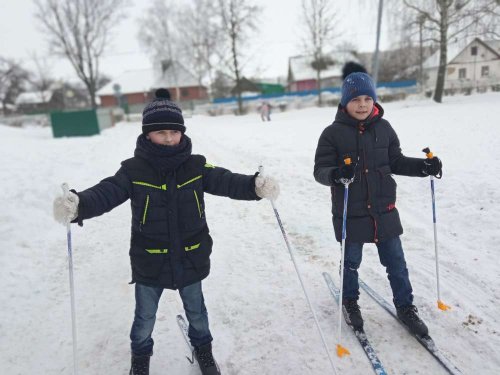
313, 68, 442, 336
53, 89, 279, 375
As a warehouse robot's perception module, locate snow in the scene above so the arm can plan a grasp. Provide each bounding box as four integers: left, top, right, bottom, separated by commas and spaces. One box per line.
1, 92, 500, 374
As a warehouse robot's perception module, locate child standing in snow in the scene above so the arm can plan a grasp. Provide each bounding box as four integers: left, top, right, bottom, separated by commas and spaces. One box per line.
259, 101, 271, 121
53, 89, 279, 375
313, 67, 442, 336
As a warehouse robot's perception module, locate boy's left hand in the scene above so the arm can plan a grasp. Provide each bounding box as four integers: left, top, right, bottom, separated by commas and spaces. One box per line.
255, 175, 280, 201
422, 157, 442, 177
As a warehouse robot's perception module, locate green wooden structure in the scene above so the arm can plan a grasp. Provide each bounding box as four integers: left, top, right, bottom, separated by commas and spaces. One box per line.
50, 109, 100, 137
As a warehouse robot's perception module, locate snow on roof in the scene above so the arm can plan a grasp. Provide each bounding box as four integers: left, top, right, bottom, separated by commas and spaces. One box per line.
485, 40, 500, 54
289, 51, 360, 82
97, 61, 201, 96
15, 91, 53, 105
423, 38, 500, 69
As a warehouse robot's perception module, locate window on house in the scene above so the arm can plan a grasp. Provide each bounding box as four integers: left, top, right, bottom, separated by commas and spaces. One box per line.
481, 66, 489, 77
471, 46, 478, 56
181, 88, 189, 97
459, 68, 466, 79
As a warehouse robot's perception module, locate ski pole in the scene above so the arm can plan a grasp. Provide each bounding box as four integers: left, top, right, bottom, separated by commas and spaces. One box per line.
258, 166, 338, 375
62, 183, 78, 374
336, 157, 354, 358
422, 148, 450, 311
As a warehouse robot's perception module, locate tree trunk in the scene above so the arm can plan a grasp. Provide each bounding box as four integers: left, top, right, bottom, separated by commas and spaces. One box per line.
433, 1, 449, 103
316, 69, 322, 106
231, 31, 243, 115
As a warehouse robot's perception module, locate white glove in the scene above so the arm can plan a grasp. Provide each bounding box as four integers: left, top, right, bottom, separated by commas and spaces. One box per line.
53, 191, 79, 224
255, 175, 280, 201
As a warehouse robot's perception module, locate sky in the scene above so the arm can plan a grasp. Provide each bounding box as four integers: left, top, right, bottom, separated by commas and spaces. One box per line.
0, 0, 389, 83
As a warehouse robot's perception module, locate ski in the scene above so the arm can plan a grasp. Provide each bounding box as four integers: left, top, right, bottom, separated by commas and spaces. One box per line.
358, 278, 463, 375
322, 272, 388, 375
176, 314, 196, 364
177, 314, 222, 374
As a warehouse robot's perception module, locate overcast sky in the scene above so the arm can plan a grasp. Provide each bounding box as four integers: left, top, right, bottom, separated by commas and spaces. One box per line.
0, 0, 389, 82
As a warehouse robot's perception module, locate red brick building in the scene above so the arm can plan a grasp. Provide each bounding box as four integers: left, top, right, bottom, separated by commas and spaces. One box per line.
97, 61, 208, 110
287, 52, 360, 92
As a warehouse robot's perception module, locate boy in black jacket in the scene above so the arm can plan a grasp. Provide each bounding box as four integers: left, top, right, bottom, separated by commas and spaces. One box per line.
314, 70, 442, 336
53, 89, 279, 375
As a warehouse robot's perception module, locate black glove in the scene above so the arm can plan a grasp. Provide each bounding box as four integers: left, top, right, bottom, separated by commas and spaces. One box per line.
331, 163, 356, 183
422, 157, 442, 177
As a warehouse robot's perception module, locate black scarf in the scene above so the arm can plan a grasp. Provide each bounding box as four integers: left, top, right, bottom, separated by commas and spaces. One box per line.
134, 134, 192, 172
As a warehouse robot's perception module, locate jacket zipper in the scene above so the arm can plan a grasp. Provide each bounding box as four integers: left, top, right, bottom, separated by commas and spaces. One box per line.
140, 194, 150, 231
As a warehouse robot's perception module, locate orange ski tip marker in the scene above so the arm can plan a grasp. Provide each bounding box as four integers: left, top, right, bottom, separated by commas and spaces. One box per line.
438, 300, 451, 311
336, 344, 350, 357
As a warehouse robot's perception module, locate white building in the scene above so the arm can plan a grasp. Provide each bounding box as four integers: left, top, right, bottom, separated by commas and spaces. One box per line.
423, 38, 500, 94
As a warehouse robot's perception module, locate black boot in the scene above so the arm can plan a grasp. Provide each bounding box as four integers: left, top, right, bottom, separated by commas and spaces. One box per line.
129, 354, 151, 375
195, 343, 221, 375
397, 305, 429, 336
342, 298, 364, 331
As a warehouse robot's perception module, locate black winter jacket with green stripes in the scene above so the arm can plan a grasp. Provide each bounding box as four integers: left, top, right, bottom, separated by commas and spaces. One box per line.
74, 135, 260, 289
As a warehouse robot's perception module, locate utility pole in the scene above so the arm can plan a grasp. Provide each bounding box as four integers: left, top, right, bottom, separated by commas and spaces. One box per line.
372, 0, 384, 85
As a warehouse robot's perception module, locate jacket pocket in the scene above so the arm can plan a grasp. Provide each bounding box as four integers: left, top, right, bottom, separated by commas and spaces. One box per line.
183, 234, 212, 271
129, 242, 169, 279
377, 165, 397, 201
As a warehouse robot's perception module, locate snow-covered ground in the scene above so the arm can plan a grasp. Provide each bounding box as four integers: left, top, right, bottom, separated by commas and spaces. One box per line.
1, 92, 499, 374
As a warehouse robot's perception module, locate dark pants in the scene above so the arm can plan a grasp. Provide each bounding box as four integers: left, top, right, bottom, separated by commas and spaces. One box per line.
342, 236, 414, 308
130, 281, 213, 356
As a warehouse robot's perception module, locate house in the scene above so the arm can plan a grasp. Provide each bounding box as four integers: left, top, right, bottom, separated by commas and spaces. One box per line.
287, 51, 360, 92
15, 84, 89, 114
97, 60, 208, 112
423, 38, 500, 94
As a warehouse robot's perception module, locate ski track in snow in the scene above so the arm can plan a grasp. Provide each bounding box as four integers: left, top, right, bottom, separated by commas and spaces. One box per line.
1, 93, 500, 374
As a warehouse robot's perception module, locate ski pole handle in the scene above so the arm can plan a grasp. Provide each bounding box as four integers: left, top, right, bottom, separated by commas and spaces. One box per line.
422, 147, 433, 159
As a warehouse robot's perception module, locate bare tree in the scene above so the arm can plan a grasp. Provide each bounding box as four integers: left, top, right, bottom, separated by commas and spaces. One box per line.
34, 0, 127, 108
0, 57, 30, 114
403, 0, 500, 102
300, 0, 338, 106
216, 0, 262, 115
28, 52, 55, 104
176, 0, 222, 100
137, 0, 183, 100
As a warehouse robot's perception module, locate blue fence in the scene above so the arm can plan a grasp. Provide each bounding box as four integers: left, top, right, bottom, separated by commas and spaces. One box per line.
213, 79, 417, 104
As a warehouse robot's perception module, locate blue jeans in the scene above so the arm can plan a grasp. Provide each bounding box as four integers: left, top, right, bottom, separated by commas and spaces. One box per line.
130, 281, 213, 356
342, 236, 414, 308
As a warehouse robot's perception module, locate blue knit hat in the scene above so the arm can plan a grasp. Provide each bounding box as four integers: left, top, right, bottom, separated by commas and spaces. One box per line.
340, 72, 377, 107
142, 89, 186, 135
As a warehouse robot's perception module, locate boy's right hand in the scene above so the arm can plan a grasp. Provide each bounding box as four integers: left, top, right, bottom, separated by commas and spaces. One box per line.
53, 191, 79, 225
331, 164, 356, 183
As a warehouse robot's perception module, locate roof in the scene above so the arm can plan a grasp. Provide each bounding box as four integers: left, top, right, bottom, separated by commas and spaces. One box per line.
15, 91, 53, 105
97, 61, 202, 96
288, 51, 360, 82
423, 38, 500, 69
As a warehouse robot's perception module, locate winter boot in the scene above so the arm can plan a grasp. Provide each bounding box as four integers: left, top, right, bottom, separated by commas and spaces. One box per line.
397, 305, 429, 336
129, 354, 151, 375
342, 298, 364, 331
195, 343, 221, 375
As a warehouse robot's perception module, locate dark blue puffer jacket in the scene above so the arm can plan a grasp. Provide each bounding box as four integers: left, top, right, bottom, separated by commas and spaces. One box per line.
314, 103, 426, 243
74, 135, 260, 289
